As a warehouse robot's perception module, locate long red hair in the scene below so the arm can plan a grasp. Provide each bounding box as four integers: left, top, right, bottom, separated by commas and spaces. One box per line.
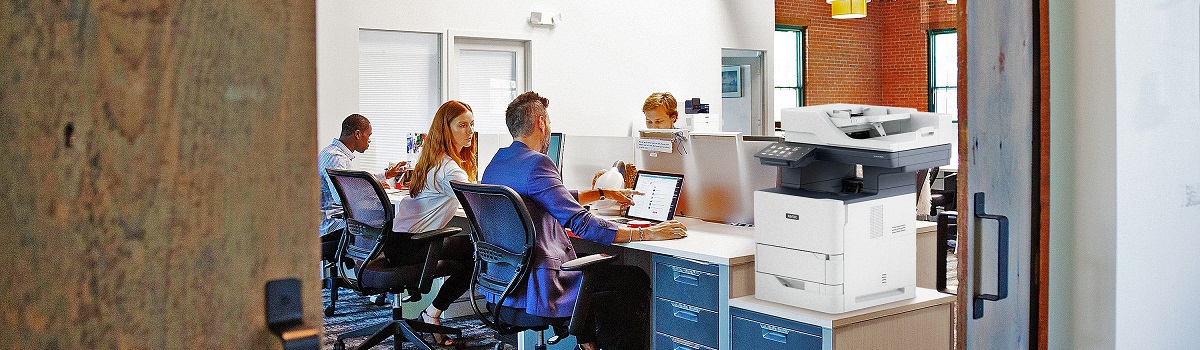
407, 100, 479, 197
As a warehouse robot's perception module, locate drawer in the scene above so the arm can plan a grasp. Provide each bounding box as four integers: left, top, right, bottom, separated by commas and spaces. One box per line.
653, 255, 720, 309
730, 308, 823, 350
653, 298, 719, 348
756, 244, 843, 284
654, 333, 717, 350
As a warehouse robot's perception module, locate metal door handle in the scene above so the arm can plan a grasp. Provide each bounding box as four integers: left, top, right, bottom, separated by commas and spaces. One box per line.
972, 192, 1009, 319
936, 212, 957, 295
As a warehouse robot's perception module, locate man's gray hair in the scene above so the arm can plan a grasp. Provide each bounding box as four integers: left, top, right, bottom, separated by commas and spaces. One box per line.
505, 91, 549, 138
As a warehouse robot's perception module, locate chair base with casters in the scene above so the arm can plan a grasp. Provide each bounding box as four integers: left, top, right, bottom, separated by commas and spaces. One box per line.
333, 293, 462, 350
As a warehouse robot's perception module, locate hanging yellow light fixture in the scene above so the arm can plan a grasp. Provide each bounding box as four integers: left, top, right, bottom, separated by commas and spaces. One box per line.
826, 0, 869, 19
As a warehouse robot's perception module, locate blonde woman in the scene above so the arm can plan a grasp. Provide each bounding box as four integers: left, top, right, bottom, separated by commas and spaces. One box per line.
391, 100, 478, 346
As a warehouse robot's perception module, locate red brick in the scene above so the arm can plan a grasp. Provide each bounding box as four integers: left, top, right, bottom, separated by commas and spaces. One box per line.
776, 0, 956, 111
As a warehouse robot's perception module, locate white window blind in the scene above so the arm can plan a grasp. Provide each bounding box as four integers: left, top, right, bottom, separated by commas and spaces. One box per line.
356, 29, 441, 172
457, 49, 517, 135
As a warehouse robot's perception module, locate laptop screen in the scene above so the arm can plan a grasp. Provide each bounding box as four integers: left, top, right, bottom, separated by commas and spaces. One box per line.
624, 170, 685, 223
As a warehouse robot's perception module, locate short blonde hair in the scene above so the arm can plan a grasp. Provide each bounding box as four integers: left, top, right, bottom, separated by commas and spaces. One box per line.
642, 92, 678, 118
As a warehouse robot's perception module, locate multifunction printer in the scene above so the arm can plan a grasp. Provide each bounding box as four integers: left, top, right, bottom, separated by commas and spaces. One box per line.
753, 104, 953, 313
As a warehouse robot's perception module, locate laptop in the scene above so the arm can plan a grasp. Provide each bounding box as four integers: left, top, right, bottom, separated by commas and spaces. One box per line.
610, 170, 685, 225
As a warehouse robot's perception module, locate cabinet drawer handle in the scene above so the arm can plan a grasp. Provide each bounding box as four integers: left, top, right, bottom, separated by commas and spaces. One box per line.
673, 309, 699, 322
761, 329, 788, 344
673, 271, 700, 286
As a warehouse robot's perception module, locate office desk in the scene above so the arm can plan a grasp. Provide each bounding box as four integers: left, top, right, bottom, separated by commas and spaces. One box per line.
571, 215, 756, 350
390, 192, 757, 349
388, 191, 944, 349
915, 220, 938, 289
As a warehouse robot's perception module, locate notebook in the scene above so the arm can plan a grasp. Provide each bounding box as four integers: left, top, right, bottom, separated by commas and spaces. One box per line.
611, 170, 685, 224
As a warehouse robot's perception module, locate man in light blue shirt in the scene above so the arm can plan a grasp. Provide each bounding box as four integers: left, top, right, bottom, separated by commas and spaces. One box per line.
318, 114, 405, 236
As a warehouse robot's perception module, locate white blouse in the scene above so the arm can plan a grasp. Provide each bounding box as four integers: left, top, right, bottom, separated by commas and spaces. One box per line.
392, 156, 469, 233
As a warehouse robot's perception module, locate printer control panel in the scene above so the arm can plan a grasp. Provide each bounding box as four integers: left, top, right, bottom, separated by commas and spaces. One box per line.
755, 142, 816, 168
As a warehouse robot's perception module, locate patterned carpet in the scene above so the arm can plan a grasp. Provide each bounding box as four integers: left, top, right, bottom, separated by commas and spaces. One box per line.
322, 288, 506, 350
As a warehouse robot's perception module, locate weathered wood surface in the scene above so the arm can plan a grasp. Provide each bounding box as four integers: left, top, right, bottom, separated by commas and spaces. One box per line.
959, 0, 1037, 348
1, 1, 317, 348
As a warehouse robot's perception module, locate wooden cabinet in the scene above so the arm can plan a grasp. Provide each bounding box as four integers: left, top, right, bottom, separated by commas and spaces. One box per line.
730, 288, 955, 350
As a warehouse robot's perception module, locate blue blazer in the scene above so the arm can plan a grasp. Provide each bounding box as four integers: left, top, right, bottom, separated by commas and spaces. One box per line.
480, 141, 619, 318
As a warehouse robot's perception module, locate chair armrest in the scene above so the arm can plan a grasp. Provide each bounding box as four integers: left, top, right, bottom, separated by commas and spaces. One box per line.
409, 227, 462, 241
561, 253, 617, 271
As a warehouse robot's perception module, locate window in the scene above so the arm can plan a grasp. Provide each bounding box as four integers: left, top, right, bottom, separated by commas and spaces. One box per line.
357, 29, 442, 172
450, 38, 528, 135
774, 26, 805, 130
928, 29, 957, 114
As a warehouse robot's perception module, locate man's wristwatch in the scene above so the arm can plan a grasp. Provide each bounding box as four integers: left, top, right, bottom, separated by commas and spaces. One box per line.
598, 188, 606, 200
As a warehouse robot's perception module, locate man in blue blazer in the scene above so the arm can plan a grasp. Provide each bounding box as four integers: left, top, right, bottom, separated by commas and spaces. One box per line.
482, 91, 688, 349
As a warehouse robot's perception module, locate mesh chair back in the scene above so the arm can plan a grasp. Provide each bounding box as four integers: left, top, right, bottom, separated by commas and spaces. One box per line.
327, 168, 394, 290
449, 180, 538, 331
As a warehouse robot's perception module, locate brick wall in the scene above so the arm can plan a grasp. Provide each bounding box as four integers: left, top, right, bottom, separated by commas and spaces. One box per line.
776, 0, 956, 111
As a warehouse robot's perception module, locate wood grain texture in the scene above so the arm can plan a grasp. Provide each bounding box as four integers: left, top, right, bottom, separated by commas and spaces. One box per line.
961, 0, 1038, 348
0, 1, 317, 348
833, 303, 954, 350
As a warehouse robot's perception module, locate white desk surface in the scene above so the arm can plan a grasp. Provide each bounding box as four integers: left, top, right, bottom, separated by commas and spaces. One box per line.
916, 220, 936, 235
389, 191, 755, 267
601, 215, 756, 267
729, 287, 955, 329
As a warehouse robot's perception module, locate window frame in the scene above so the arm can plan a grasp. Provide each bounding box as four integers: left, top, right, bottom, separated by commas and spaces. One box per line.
774, 25, 806, 131
928, 28, 957, 114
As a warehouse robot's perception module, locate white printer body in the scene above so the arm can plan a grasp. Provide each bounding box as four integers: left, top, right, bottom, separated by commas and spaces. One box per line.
752, 104, 953, 314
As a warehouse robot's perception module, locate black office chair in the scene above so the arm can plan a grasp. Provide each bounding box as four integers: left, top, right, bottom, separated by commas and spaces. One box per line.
322, 217, 390, 316
449, 180, 615, 350
322, 223, 346, 316
327, 168, 464, 350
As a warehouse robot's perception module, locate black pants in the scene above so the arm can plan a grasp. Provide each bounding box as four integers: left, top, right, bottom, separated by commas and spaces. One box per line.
380, 234, 474, 311
429, 235, 473, 311
572, 264, 652, 350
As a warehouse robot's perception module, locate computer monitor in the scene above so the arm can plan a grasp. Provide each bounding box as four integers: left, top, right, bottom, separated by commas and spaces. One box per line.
547, 132, 564, 171
640, 131, 780, 225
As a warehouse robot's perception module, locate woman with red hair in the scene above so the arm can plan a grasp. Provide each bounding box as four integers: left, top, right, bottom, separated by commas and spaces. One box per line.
392, 100, 478, 346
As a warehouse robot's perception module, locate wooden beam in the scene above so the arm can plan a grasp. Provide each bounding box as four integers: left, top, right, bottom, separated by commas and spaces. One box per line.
1037, 0, 1052, 348
0, 1, 319, 348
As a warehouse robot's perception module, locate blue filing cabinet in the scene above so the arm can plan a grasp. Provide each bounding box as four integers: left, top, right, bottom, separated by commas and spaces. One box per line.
652, 254, 728, 350
567, 216, 757, 350
730, 308, 823, 349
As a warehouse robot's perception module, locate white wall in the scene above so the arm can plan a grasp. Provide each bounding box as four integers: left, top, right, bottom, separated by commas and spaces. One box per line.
1050, 0, 1118, 347
317, 0, 775, 143
1051, 0, 1200, 348
1113, 0, 1200, 348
